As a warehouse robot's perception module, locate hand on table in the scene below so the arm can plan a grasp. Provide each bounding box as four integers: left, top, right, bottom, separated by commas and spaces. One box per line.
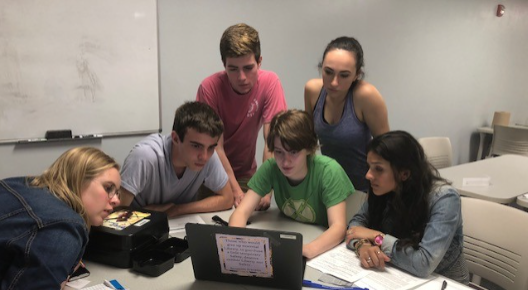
358, 244, 391, 270
255, 192, 272, 211
346, 226, 382, 244
233, 188, 245, 208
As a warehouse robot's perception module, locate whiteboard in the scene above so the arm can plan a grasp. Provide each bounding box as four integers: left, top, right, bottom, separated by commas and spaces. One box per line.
0, 0, 160, 142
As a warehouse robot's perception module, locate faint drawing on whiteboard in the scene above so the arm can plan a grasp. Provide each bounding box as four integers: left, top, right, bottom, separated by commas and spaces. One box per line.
76, 40, 104, 102
0, 29, 28, 130
0, 39, 27, 101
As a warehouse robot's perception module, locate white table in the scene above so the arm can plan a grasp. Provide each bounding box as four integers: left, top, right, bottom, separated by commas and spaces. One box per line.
439, 154, 528, 204
517, 194, 528, 209
69, 203, 473, 290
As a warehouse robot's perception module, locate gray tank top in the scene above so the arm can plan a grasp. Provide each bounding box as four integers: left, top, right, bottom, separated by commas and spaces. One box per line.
313, 87, 371, 191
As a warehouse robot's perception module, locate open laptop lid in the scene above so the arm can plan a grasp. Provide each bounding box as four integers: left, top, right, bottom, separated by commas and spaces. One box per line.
185, 223, 304, 290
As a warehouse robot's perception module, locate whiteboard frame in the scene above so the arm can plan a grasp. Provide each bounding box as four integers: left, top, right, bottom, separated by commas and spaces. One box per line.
0, 0, 161, 144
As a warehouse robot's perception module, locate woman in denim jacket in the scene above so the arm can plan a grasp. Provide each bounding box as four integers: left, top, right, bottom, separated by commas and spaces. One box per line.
0, 147, 121, 289
346, 131, 469, 284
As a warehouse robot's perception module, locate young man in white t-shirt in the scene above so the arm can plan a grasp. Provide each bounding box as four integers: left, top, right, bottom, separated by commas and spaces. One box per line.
119, 102, 233, 218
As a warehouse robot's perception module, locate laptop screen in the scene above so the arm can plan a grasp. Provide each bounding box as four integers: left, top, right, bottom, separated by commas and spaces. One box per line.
185, 223, 305, 290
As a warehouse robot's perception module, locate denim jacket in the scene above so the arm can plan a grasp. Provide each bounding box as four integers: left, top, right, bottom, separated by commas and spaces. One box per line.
0, 177, 88, 290
348, 185, 469, 284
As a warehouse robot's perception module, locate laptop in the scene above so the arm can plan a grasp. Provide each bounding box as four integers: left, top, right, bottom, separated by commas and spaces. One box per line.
185, 223, 305, 290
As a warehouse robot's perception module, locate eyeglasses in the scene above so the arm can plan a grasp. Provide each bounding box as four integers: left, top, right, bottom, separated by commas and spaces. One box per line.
101, 182, 120, 200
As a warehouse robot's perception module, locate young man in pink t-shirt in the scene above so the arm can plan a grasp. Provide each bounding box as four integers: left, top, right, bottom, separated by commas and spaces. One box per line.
196, 23, 287, 210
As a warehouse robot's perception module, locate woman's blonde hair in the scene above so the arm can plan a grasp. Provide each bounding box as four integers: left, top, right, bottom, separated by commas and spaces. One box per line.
31, 147, 119, 227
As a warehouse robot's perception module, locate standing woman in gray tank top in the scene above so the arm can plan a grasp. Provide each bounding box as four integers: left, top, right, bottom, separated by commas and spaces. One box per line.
304, 37, 389, 192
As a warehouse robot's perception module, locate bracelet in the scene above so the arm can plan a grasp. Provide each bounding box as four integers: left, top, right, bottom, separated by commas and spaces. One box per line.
354, 238, 371, 255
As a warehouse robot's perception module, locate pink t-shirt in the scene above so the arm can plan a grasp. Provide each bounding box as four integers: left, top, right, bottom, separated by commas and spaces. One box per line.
196, 70, 287, 179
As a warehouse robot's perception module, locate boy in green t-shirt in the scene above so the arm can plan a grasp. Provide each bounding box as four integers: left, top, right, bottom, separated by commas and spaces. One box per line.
229, 109, 355, 259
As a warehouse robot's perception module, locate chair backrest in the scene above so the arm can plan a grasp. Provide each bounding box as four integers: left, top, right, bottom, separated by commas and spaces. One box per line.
418, 137, 453, 169
490, 125, 528, 157
461, 197, 528, 290
346, 190, 367, 222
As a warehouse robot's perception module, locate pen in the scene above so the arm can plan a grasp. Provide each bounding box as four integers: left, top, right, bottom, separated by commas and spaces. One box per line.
302, 279, 368, 290
441, 280, 447, 290
104, 280, 115, 289
104, 279, 125, 290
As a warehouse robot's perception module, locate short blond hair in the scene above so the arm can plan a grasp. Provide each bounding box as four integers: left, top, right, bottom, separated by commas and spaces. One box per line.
220, 23, 261, 66
31, 147, 119, 227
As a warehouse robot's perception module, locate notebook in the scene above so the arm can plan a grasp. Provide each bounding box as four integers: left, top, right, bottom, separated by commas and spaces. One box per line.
185, 223, 305, 290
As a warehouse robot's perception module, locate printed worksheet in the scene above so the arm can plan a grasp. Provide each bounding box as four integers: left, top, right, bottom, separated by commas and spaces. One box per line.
307, 242, 433, 290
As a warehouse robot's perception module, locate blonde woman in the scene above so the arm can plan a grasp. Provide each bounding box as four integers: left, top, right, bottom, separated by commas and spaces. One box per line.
0, 147, 121, 289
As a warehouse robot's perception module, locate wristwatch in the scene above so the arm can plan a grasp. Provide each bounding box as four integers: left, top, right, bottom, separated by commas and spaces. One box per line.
374, 233, 385, 246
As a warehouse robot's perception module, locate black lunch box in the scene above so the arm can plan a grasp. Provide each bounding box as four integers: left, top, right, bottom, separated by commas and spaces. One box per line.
84, 208, 190, 276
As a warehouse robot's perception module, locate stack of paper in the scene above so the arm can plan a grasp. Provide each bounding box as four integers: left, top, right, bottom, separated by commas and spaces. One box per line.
307, 243, 433, 290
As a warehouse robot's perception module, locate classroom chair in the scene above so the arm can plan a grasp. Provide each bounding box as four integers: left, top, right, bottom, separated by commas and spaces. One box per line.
346, 190, 367, 222
461, 196, 528, 290
418, 137, 453, 169
488, 125, 528, 157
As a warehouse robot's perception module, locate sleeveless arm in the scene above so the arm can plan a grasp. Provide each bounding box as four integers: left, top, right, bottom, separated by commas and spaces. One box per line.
304, 79, 323, 115
354, 82, 389, 137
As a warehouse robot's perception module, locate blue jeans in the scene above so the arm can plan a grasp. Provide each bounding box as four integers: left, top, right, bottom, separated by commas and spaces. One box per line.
0, 177, 88, 290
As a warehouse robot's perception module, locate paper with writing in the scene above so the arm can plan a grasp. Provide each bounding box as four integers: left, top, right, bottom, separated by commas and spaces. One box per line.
307, 242, 433, 290
215, 234, 272, 278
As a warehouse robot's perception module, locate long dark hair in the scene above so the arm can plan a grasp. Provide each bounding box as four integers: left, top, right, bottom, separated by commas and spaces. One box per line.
366, 131, 449, 249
